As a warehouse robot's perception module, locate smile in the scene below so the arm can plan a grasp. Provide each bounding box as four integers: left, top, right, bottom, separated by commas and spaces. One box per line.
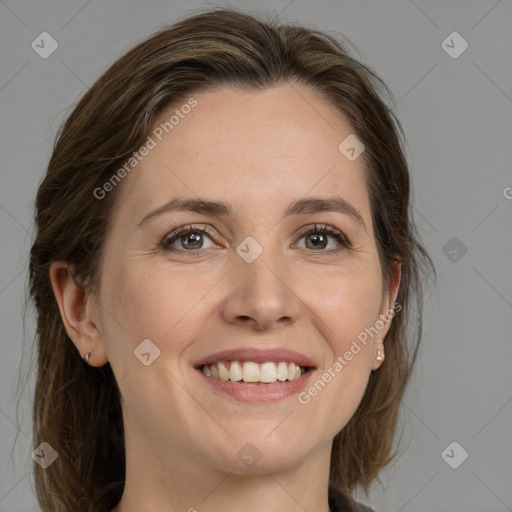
201, 360, 307, 383
193, 347, 317, 402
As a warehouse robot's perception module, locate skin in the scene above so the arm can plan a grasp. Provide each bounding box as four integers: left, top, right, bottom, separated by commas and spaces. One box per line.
50, 83, 400, 512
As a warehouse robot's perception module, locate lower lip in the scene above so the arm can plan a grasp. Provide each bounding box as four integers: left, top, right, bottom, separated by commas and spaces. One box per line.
195, 368, 316, 403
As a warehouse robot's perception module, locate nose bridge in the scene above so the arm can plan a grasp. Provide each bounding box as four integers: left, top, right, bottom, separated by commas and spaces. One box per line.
222, 234, 299, 329
242, 245, 286, 297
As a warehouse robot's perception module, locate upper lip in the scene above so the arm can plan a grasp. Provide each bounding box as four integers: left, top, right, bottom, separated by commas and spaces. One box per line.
193, 347, 317, 369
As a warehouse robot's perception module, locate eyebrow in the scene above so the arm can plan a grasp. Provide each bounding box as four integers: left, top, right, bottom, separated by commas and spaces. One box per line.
137, 196, 367, 232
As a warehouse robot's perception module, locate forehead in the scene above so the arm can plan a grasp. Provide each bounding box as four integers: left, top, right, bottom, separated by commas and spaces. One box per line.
112, 84, 371, 227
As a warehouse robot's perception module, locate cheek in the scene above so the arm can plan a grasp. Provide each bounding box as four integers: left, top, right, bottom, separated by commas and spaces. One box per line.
97, 263, 208, 433
306, 265, 383, 351
99, 260, 219, 360
296, 272, 381, 438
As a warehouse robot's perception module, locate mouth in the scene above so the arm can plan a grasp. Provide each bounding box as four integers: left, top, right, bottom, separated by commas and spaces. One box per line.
193, 347, 317, 402
198, 360, 311, 384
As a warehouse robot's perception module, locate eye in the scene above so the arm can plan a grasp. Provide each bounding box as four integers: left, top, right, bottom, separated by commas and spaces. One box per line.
162, 224, 218, 254
294, 224, 351, 254
161, 223, 352, 256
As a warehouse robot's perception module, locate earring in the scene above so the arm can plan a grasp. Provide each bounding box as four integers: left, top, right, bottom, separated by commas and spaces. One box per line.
376, 348, 384, 362
83, 352, 91, 364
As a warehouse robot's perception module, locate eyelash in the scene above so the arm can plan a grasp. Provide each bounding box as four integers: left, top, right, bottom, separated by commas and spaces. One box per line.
160, 223, 352, 256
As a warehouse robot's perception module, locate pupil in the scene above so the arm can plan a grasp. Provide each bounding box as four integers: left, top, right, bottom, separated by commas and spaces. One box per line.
183, 233, 202, 249
307, 233, 326, 250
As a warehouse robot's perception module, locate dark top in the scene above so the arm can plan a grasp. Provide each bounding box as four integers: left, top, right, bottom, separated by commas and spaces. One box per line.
328, 486, 375, 512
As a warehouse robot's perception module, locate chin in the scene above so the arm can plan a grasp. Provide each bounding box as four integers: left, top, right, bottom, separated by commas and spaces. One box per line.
203, 428, 319, 475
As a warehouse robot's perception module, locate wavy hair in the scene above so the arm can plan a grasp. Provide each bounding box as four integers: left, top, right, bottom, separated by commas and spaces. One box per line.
23, 7, 435, 511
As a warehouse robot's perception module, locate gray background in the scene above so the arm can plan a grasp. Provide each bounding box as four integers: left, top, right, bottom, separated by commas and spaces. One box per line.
1, 0, 511, 511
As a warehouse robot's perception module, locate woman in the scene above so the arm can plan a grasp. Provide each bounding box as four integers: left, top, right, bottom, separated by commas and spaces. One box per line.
28, 7, 434, 512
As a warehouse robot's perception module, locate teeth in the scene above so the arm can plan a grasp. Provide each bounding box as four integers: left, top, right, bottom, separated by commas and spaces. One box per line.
287, 362, 296, 381
276, 362, 288, 381
242, 361, 260, 382
260, 362, 277, 383
218, 361, 229, 381
210, 364, 219, 379
201, 361, 307, 383
229, 361, 243, 381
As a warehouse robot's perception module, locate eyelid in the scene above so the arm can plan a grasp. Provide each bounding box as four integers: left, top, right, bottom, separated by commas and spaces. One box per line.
161, 224, 220, 248
294, 223, 351, 245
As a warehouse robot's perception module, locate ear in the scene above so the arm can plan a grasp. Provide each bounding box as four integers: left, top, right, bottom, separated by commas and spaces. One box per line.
371, 261, 401, 370
49, 261, 109, 366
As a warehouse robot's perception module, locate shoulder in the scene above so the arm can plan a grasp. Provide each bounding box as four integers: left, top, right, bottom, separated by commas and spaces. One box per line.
328, 486, 376, 512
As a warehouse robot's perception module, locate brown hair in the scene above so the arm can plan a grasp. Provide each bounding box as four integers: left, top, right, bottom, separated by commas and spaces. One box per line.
24, 7, 435, 512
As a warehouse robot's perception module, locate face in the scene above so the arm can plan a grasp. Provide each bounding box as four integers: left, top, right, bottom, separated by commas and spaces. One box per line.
93, 84, 398, 475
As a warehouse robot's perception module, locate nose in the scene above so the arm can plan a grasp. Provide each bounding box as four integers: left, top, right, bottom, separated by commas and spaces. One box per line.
220, 247, 301, 331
